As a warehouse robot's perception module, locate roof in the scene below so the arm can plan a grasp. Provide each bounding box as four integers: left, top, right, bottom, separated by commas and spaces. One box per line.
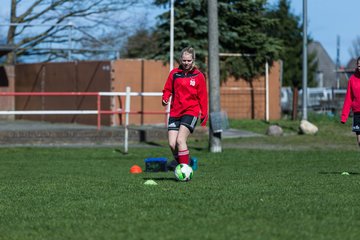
308, 41, 336, 87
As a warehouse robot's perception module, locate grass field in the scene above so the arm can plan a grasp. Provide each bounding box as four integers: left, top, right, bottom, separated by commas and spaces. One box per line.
1, 115, 360, 240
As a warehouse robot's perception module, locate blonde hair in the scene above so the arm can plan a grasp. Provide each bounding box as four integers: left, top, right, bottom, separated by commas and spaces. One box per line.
179, 47, 196, 70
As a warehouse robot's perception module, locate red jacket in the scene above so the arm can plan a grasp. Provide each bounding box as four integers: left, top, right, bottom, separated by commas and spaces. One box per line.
162, 67, 208, 126
341, 73, 360, 123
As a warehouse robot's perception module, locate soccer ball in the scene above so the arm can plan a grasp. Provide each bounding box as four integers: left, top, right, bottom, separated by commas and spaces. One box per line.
174, 164, 193, 181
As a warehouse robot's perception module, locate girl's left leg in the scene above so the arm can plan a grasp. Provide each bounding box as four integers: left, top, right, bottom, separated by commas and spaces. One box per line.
176, 125, 191, 164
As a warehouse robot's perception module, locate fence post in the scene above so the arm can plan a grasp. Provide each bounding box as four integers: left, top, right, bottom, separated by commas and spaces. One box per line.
265, 61, 269, 122
97, 94, 101, 130
124, 86, 131, 154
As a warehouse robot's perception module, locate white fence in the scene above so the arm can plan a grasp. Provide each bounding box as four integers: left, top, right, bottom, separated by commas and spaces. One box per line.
0, 87, 166, 153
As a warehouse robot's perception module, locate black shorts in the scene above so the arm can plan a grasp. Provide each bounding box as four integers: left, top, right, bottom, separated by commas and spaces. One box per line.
168, 115, 198, 133
352, 112, 360, 134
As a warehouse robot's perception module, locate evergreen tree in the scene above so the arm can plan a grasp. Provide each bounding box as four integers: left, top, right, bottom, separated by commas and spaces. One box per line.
218, 0, 282, 81
266, 0, 317, 88
151, 0, 282, 80
153, 0, 208, 71
121, 28, 160, 58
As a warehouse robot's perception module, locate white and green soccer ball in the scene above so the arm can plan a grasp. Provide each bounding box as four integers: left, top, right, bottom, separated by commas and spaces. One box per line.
174, 164, 193, 181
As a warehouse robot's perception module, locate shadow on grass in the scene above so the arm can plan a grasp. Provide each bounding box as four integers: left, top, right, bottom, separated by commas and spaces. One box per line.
318, 171, 360, 175
141, 141, 165, 147
113, 149, 127, 155
189, 146, 207, 151
143, 177, 177, 182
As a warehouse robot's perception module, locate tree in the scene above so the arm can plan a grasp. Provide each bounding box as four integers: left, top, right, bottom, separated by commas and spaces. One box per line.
120, 28, 160, 58
153, 0, 208, 71
218, 0, 282, 81
266, 0, 317, 119
350, 36, 360, 59
266, 0, 317, 87
4, 0, 148, 64
151, 0, 282, 81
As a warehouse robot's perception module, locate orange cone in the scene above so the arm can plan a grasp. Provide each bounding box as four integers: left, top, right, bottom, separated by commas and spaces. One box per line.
130, 165, 142, 174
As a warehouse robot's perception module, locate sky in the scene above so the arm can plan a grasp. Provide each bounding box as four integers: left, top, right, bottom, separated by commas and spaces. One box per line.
268, 0, 360, 66
1, 0, 359, 66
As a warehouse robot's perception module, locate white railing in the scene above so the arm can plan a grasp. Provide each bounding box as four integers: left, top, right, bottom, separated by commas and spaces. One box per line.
0, 87, 167, 153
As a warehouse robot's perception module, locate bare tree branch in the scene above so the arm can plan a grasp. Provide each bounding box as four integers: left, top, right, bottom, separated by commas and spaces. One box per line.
350, 36, 360, 59
5, 0, 151, 63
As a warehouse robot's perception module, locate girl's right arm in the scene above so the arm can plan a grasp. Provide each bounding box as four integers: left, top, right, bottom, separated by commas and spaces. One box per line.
162, 70, 174, 105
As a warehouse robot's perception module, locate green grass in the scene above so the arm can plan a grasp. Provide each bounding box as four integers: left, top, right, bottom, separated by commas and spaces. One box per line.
229, 112, 342, 135
1, 116, 360, 240
226, 113, 357, 150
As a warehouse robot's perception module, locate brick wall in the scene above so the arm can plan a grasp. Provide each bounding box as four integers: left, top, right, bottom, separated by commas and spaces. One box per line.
11, 59, 280, 125
221, 61, 281, 120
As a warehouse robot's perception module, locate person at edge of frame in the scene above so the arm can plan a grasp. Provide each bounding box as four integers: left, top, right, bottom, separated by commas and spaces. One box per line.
341, 56, 360, 147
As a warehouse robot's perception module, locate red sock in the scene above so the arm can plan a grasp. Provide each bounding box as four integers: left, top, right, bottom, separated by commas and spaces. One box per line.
178, 149, 189, 165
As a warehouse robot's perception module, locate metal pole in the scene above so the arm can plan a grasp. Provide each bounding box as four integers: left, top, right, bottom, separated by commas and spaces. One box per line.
124, 86, 131, 154
302, 0, 308, 120
166, 0, 175, 127
265, 61, 269, 122
208, 0, 222, 153
170, 0, 174, 71
336, 35, 340, 89
97, 94, 101, 130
